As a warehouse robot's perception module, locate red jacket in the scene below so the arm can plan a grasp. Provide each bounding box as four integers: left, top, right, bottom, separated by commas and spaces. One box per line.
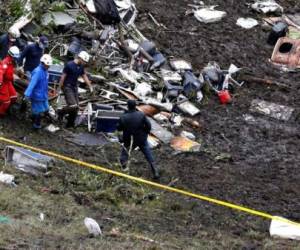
0, 56, 16, 102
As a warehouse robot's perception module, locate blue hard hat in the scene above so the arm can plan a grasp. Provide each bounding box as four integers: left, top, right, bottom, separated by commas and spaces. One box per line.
39, 36, 49, 48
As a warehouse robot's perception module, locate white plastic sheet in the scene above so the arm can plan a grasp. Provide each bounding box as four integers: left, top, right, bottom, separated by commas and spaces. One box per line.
0, 172, 15, 185
194, 7, 226, 23
84, 217, 102, 237
270, 217, 300, 241
236, 18, 259, 29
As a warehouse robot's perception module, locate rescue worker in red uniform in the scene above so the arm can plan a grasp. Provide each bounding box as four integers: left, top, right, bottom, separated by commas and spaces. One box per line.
0, 46, 20, 116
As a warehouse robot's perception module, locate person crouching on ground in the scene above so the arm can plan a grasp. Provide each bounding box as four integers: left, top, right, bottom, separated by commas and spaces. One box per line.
58, 51, 94, 128
117, 100, 160, 179
24, 54, 53, 129
0, 46, 20, 116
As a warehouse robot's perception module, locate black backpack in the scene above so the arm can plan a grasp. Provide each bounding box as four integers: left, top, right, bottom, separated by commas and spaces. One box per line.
94, 0, 121, 25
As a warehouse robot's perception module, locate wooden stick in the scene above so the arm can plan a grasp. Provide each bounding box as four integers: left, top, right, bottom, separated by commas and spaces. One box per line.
240, 76, 291, 90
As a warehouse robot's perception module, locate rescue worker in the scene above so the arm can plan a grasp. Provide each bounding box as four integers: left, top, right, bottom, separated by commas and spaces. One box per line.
58, 51, 94, 128
24, 54, 53, 129
19, 35, 49, 79
0, 46, 20, 116
117, 100, 160, 179
0, 27, 22, 60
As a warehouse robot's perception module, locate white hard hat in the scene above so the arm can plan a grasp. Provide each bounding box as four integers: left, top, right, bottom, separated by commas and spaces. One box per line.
8, 27, 21, 39
40, 54, 53, 66
78, 51, 90, 63
8, 46, 20, 58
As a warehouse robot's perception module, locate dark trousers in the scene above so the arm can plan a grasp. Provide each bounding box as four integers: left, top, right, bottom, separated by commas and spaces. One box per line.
32, 114, 41, 129
61, 86, 79, 127
120, 141, 154, 166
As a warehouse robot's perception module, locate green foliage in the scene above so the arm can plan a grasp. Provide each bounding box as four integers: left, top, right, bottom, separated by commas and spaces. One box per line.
50, 1, 67, 12
30, 0, 51, 23
9, 0, 25, 18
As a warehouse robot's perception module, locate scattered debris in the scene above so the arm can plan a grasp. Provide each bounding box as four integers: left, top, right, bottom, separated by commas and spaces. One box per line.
180, 131, 196, 141
4, 146, 54, 176
170, 137, 201, 152
149, 118, 174, 144
270, 217, 300, 241
170, 59, 192, 71
236, 18, 259, 29
39, 213, 45, 222
194, 6, 226, 23
42, 12, 76, 27
177, 100, 201, 116
0, 216, 11, 224
84, 217, 102, 237
45, 124, 60, 133
250, 99, 294, 121
270, 37, 300, 70
251, 0, 283, 14
0, 172, 16, 186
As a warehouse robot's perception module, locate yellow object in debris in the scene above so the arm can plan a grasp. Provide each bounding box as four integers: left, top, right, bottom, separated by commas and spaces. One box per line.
170, 136, 200, 152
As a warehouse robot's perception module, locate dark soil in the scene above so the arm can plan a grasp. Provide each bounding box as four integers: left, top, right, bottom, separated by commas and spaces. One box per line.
0, 0, 300, 249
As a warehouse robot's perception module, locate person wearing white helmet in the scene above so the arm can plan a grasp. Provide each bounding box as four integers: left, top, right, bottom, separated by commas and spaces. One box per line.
0, 27, 22, 60
24, 54, 53, 129
58, 51, 93, 128
0, 46, 20, 116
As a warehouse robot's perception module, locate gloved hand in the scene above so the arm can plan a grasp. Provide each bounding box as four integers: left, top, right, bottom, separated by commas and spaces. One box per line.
20, 96, 29, 112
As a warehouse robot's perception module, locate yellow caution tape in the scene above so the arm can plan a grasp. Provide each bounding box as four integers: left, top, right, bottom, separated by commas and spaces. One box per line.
0, 136, 299, 228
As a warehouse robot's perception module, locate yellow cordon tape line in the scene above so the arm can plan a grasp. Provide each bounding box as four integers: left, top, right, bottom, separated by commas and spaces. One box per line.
0, 136, 299, 228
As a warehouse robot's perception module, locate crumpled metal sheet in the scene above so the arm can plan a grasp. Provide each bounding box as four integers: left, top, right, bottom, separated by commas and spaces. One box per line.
250, 99, 294, 121
149, 118, 174, 144
42, 12, 75, 26
251, 0, 283, 14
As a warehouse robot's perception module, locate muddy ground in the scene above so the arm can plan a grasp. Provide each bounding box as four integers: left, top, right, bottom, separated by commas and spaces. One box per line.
0, 0, 300, 249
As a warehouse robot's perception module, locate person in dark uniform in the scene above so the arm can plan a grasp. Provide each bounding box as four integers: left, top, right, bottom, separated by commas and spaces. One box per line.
0, 27, 23, 60
118, 100, 160, 179
19, 35, 49, 79
58, 51, 93, 128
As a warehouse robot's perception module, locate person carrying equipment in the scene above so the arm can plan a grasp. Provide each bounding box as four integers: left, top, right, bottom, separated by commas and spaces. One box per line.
24, 54, 53, 129
58, 51, 94, 128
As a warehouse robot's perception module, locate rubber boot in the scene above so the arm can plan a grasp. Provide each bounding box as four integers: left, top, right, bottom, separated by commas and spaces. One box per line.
150, 163, 160, 180
32, 114, 42, 129
66, 110, 77, 128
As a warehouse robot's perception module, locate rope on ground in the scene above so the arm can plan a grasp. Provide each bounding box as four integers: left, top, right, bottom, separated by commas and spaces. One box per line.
0, 136, 298, 228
